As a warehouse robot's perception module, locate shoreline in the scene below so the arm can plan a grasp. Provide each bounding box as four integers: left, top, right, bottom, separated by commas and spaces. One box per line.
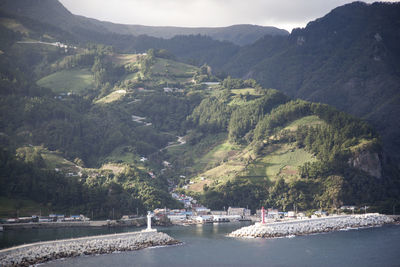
0, 231, 180, 267
228, 213, 395, 239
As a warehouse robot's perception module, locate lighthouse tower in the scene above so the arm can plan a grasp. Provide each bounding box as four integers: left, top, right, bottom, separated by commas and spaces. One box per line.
142, 211, 157, 232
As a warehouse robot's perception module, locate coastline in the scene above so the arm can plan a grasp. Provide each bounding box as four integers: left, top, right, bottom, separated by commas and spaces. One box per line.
0, 230, 180, 267
228, 213, 395, 238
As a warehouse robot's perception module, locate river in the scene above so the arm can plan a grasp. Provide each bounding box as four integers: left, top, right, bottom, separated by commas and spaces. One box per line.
1, 222, 399, 266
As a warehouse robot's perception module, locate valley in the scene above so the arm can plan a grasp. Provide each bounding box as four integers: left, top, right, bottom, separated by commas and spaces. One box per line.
0, 0, 399, 222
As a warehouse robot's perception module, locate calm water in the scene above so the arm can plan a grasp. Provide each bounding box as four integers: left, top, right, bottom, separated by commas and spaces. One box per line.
2, 223, 400, 267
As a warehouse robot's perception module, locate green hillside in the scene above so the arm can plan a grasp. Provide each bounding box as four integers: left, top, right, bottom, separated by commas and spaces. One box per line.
220, 2, 400, 170
167, 78, 399, 212
37, 68, 94, 94
0, 3, 399, 219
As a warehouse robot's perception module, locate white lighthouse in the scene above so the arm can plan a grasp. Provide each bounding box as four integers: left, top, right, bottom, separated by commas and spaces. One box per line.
142, 211, 157, 232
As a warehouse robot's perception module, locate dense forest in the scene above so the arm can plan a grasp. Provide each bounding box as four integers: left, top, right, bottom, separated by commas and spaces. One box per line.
184, 80, 399, 213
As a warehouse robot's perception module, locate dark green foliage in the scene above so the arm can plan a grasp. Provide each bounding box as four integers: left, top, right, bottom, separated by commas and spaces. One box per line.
188, 95, 232, 133
219, 2, 400, 167
228, 90, 289, 142
131, 92, 202, 133
0, 147, 181, 218
201, 179, 267, 211
222, 76, 259, 90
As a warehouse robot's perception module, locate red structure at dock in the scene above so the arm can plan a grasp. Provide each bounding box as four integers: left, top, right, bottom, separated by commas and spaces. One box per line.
261, 207, 266, 224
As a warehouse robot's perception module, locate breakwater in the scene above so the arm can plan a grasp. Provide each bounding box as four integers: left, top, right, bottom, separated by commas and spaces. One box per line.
229, 213, 394, 238
1, 218, 146, 230
0, 231, 180, 267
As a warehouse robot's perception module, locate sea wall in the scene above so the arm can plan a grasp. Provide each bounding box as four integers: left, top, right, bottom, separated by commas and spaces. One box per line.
229, 214, 393, 238
0, 231, 180, 267
1, 218, 146, 230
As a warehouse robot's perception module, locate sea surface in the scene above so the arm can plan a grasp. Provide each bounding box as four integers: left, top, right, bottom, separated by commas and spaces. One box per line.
1, 222, 399, 266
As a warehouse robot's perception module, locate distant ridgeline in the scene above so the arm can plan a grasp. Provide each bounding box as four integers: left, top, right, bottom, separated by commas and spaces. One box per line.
0, 0, 399, 218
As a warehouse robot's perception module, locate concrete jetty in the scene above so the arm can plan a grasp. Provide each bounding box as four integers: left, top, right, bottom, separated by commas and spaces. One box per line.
229, 213, 394, 238
0, 231, 180, 267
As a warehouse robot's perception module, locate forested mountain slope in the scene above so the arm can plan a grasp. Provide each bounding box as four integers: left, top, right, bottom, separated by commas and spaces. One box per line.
221, 2, 400, 168
167, 78, 399, 212
0, 1, 399, 218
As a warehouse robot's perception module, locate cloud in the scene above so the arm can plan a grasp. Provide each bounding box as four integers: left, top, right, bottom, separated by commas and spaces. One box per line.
59, 0, 399, 31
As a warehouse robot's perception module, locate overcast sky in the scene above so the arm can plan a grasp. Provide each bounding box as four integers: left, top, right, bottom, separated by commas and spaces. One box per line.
59, 0, 399, 32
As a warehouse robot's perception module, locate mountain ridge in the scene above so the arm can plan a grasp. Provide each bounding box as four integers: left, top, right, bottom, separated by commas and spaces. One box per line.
0, 0, 288, 46
220, 1, 400, 168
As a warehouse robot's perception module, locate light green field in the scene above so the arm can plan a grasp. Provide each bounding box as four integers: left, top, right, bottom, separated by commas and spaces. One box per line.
41, 152, 79, 172
37, 68, 94, 94
188, 140, 250, 192
243, 144, 316, 183
109, 53, 142, 65
101, 146, 142, 166
231, 88, 260, 96
95, 89, 126, 104
283, 115, 325, 131
152, 58, 198, 76
194, 140, 241, 170
35, 148, 80, 173
17, 146, 79, 173
188, 142, 318, 193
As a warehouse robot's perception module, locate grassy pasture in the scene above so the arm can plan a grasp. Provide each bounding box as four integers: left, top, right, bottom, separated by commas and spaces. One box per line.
37, 68, 94, 94
95, 89, 126, 104
283, 115, 325, 131
109, 53, 142, 65
243, 144, 316, 183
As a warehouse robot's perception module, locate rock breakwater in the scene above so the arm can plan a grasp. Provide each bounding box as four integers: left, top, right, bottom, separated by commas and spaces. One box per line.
0, 231, 180, 267
229, 214, 393, 238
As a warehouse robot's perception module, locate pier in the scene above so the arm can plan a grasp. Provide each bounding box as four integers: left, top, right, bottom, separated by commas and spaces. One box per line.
229, 213, 394, 238
0, 231, 179, 266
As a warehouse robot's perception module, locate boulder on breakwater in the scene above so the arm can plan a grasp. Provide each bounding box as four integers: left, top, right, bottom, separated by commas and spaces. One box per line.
229, 213, 394, 238
0, 231, 180, 267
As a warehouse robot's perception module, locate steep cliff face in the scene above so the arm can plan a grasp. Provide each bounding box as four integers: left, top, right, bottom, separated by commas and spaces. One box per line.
349, 150, 382, 179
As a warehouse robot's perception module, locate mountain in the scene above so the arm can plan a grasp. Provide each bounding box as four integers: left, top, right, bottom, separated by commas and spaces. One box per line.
221, 2, 400, 168
0, 0, 399, 217
0, 0, 288, 46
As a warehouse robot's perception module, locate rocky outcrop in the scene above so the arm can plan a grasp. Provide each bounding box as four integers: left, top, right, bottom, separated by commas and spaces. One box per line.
348, 150, 382, 178
0, 231, 180, 267
229, 214, 393, 238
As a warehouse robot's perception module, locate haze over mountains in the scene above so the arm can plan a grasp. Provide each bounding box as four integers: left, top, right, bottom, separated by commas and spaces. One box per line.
0, 0, 288, 46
